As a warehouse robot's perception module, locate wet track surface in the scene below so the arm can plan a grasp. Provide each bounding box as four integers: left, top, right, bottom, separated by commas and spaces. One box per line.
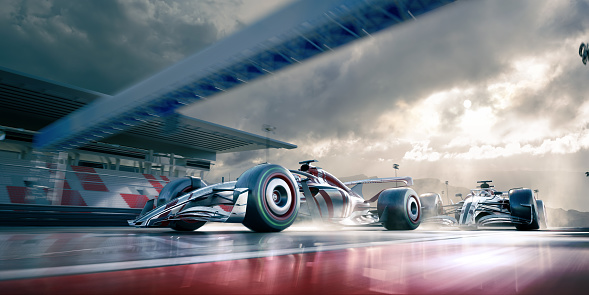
1, 224, 588, 294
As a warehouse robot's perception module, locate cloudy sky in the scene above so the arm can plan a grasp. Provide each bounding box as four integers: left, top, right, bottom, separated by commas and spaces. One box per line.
1, 0, 588, 210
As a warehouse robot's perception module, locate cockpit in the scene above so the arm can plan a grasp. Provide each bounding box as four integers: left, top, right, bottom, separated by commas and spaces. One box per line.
470, 189, 494, 198
299, 159, 317, 172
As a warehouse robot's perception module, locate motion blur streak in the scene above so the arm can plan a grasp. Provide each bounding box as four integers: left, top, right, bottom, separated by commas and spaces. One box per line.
1, 229, 587, 294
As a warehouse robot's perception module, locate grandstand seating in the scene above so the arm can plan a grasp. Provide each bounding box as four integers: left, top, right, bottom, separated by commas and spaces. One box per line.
0, 158, 176, 208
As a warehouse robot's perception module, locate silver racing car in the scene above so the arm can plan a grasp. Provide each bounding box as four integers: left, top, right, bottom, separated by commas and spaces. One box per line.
129, 160, 423, 232
427, 180, 548, 230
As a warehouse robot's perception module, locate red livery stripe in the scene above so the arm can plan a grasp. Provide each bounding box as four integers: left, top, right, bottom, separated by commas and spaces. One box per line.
219, 205, 234, 212
340, 190, 348, 218
318, 190, 334, 218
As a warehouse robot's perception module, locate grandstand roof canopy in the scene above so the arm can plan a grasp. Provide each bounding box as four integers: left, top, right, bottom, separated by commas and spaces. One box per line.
34, 0, 455, 151
0, 66, 296, 161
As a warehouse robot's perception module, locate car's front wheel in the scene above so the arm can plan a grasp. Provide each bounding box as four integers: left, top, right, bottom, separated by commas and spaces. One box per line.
509, 188, 539, 230
236, 164, 300, 232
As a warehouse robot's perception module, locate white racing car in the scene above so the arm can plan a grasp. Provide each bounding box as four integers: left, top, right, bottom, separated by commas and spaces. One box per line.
428, 181, 547, 230
129, 160, 423, 232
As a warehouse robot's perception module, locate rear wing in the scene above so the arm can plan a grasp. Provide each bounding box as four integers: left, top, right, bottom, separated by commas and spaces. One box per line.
344, 176, 413, 187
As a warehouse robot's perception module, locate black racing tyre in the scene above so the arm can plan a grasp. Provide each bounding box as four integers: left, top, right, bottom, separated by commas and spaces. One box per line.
237, 164, 300, 232
420, 193, 443, 218
158, 177, 207, 206
158, 178, 191, 206
536, 200, 548, 229
509, 188, 539, 230
377, 188, 421, 230
582, 43, 588, 65
170, 220, 206, 231
158, 177, 208, 231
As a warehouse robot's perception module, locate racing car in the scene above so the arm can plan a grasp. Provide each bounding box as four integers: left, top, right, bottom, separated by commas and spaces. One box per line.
129, 160, 422, 232
580, 42, 588, 65
432, 181, 547, 230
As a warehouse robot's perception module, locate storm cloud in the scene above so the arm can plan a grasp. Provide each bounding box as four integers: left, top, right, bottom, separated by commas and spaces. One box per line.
187, 0, 589, 210
0, 0, 278, 93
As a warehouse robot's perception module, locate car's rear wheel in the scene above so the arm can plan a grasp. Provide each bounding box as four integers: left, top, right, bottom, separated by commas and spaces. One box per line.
377, 188, 421, 230
237, 164, 299, 232
509, 188, 539, 230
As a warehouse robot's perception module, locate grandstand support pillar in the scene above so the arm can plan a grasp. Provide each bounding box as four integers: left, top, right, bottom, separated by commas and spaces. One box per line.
174, 166, 184, 178
170, 154, 176, 177
19, 146, 31, 160
49, 152, 67, 205
66, 152, 73, 166
103, 156, 112, 170
145, 150, 154, 174
26, 151, 52, 204
115, 158, 120, 171
73, 152, 80, 166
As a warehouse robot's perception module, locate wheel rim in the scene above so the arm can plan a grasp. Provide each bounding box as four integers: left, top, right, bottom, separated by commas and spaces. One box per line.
407, 195, 420, 222
265, 178, 292, 216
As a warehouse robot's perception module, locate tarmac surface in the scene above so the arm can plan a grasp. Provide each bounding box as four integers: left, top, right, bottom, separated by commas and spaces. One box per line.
0, 224, 588, 294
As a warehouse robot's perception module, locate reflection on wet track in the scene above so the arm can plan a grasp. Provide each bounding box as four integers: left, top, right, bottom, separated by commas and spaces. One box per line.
1, 224, 588, 294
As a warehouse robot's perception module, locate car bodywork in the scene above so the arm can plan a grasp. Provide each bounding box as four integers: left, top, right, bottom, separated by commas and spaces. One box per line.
129, 160, 423, 232
436, 181, 547, 230
580, 42, 588, 65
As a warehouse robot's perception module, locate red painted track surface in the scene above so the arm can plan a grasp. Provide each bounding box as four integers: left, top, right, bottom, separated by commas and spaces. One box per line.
1, 226, 588, 294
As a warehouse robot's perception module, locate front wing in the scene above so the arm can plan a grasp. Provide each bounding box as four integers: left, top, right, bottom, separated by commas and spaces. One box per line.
129, 182, 249, 227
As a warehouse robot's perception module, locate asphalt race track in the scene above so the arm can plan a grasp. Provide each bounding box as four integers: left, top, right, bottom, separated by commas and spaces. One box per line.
0, 224, 588, 294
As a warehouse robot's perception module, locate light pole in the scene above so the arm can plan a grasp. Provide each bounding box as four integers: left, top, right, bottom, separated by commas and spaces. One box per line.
445, 180, 450, 204
262, 124, 276, 164
393, 164, 399, 187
